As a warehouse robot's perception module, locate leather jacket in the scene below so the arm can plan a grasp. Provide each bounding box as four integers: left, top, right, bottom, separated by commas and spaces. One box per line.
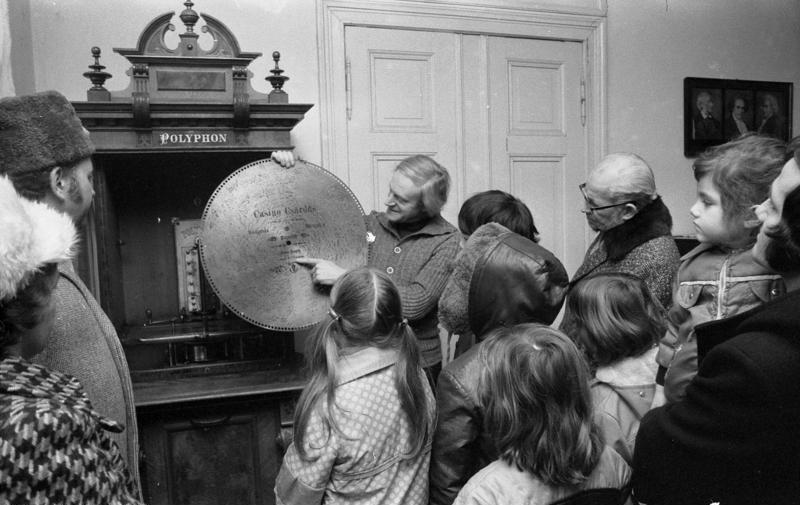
430, 223, 568, 505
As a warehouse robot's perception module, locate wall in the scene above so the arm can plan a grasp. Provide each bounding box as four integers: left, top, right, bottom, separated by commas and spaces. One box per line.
10, 0, 800, 235
606, 0, 800, 234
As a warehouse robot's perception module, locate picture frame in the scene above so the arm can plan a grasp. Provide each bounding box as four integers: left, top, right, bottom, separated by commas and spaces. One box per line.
684, 77, 793, 157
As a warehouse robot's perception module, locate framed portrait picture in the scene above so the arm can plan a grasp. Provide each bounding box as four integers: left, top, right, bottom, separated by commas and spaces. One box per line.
684, 77, 793, 157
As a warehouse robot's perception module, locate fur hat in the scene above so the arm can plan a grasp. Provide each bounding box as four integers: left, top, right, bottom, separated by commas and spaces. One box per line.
0, 176, 77, 301
0, 91, 94, 176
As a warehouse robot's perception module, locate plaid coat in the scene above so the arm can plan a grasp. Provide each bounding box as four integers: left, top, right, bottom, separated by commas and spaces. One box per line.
0, 357, 142, 505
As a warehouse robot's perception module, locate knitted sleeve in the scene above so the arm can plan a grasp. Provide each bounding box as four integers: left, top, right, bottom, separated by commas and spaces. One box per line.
398, 233, 460, 321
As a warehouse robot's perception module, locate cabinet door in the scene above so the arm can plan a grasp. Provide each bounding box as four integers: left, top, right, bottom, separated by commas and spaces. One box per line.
139, 398, 283, 505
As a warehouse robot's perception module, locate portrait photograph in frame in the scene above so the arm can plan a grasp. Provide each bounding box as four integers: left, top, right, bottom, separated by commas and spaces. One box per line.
684, 77, 793, 157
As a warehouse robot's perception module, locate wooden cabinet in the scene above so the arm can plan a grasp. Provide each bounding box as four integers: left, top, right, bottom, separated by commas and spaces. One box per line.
138, 395, 294, 505
71, 3, 311, 503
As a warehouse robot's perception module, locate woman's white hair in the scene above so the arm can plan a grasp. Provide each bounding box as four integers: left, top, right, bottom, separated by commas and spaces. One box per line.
593, 153, 657, 202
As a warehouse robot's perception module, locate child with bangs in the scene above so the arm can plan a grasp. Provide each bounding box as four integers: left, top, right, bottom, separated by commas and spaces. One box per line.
565, 273, 666, 464
453, 324, 630, 505
656, 133, 787, 403
275, 267, 436, 505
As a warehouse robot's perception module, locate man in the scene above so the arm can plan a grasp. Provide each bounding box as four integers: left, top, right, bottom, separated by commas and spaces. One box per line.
693, 91, 722, 140
273, 152, 460, 382
633, 137, 800, 504
757, 92, 786, 140
725, 96, 750, 140
0, 91, 140, 495
562, 153, 679, 336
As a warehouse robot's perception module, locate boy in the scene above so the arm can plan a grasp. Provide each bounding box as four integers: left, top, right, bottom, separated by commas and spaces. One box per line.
656, 133, 786, 403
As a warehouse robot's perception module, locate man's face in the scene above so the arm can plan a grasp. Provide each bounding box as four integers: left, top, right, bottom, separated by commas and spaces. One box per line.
732, 99, 745, 120
753, 158, 800, 268
580, 175, 631, 232
698, 95, 713, 115
761, 100, 774, 119
62, 158, 95, 223
384, 171, 423, 224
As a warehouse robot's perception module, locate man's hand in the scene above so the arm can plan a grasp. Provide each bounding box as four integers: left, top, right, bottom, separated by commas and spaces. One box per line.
295, 257, 345, 286
271, 150, 296, 168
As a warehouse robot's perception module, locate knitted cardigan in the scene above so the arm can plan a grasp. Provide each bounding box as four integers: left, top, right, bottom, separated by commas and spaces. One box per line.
365, 211, 460, 367
30, 260, 140, 495
0, 357, 142, 505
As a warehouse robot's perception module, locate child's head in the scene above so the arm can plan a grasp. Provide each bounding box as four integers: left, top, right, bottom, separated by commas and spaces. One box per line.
294, 267, 430, 460
328, 267, 405, 348
458, 190, 539, 242
691, 133, 786, 248
565, 273, 665, 369
478, 323, 603, 486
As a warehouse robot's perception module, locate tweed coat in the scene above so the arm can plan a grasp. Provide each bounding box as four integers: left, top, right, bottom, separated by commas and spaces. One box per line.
0, 357, 142, 505
30, 260, 140, 494
633, 289, 800, 505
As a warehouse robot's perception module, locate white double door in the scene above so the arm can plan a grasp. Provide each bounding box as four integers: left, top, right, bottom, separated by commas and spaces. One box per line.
344, 26, 587, 275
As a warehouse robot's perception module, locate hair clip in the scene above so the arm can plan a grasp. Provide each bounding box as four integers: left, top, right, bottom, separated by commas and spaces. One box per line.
328, 307, 342, 322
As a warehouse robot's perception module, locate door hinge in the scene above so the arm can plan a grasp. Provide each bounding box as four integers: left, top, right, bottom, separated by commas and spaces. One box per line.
580, 78, 586, 127
345, 57, 352, 121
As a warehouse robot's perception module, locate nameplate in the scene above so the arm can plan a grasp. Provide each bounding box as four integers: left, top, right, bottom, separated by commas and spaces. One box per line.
155, 131, 233, 147
156, 70, 226, 91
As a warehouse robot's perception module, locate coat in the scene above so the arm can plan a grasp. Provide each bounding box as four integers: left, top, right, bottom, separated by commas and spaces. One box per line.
366, 212, 460, 367
562, 197, 680, 337
591, 346, 658, 465
275, 347, 436, 505
633, 288, 800, 505
655, 243, 784, 403
0, 357, 142, 505
430, 226, 568, 505
452, 447, 630, 505
30, 260, 140, 494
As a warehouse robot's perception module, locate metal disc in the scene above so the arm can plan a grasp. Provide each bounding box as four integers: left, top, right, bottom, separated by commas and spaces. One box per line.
200, 159, 367, 331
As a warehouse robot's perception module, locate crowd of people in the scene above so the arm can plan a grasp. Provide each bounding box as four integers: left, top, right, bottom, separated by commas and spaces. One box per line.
1, 89, 799, 505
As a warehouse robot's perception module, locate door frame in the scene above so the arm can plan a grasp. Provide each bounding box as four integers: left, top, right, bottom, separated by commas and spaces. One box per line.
317, 0, 607, 239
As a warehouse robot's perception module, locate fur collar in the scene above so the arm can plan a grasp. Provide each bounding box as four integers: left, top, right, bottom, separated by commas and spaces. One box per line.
594, 347, 658, 387
601, 196, 673, 261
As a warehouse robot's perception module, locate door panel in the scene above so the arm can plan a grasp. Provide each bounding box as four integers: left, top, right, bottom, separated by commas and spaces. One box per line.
345, 27, 459, 221
488, 37, 586, 275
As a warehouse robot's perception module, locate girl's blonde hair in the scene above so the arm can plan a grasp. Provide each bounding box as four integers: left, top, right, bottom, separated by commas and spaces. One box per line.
478, 324, 603, 486
293, 267, 431, 460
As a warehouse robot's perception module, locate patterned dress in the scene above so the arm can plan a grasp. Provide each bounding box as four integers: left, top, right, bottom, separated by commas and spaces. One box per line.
0, 357, 141, 505
275, 347, 436, 505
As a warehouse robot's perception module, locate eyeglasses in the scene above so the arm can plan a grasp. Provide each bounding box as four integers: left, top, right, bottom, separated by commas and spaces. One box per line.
579, 183, 636, 215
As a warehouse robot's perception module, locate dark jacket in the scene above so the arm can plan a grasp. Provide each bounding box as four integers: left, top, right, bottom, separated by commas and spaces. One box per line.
633, 289, 800, 505
430, 224, 568, 505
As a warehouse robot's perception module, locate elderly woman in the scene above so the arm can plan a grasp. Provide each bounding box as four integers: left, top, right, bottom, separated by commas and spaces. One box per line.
0, 177, 142, 505
273, 152, 460, 380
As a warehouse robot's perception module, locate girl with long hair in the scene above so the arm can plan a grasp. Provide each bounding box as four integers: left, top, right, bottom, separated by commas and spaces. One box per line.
453, 324, 630, 505
275, 267, 436, 505
566, 272, 666, 464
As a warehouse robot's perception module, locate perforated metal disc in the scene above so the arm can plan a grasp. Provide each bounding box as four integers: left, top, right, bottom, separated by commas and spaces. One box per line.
200, 159, 367, 330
